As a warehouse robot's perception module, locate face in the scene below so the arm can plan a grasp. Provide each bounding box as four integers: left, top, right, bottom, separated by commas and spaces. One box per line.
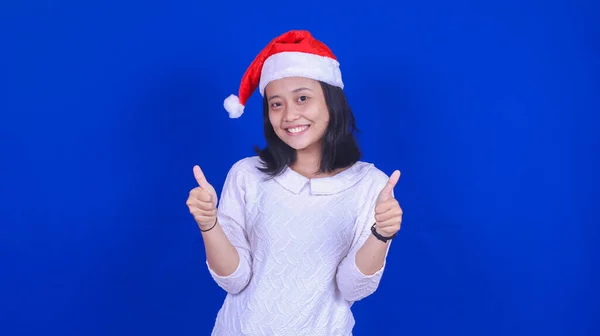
264, 77, 330, 152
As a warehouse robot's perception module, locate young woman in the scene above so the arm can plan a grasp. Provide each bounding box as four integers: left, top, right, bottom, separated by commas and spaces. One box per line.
186, 30, 403, 335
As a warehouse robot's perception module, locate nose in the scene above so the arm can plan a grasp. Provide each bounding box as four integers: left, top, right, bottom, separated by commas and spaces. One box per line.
282, 105, 301, 122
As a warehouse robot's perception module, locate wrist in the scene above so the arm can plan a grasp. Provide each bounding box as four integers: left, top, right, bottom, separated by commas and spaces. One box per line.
200, 218, 218, 232
371, 223, 397, 243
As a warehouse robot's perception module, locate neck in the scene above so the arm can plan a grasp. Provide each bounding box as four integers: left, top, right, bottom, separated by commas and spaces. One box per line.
290, 145, 322, 178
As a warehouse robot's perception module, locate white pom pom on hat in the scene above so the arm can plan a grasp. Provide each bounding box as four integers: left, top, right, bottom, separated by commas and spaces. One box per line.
223, 94, 244, 119
223, 30, 344, 119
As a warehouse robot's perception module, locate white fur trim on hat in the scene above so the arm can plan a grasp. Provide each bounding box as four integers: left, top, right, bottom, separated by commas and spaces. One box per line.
258, 51, 343, 96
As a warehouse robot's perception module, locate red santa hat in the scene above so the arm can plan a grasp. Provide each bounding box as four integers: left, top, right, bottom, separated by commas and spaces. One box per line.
223, 30, 344, 118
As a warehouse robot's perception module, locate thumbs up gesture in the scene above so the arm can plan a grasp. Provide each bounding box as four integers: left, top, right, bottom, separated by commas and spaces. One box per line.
186, 165, 219, 229
374, 170, 403, 236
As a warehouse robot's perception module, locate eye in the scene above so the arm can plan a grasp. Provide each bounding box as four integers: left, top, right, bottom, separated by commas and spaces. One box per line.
270, 102, 283, 109
297, 96, 309, 103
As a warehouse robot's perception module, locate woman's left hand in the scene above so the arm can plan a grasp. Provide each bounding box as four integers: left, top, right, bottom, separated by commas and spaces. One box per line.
374, 170, 403, 236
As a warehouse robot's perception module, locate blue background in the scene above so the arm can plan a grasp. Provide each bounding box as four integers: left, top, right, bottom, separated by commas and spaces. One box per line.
1, 0, 598, 335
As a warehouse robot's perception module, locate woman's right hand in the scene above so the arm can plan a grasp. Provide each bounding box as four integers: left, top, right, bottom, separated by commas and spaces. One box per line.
186, 165, 219, 230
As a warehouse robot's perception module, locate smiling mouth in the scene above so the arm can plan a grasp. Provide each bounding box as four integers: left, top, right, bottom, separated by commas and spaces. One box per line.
285, 125, 310, 135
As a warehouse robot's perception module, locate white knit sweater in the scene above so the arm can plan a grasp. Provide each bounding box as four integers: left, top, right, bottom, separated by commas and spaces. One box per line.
206, 156, 392, 335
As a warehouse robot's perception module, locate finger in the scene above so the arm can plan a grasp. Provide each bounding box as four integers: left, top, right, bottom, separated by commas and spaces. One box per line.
376, 217, 402, 229
187, 197, 215, 211
375, 223, 401, 236
379, 170, 401, 198
190, 207, 217, 217
190, 188, 213, 203
188, 198, 212, 210
193, 165, 210, 189
375, 208, 403, 223
189, 187, 213, 201
375, 199, 400, 214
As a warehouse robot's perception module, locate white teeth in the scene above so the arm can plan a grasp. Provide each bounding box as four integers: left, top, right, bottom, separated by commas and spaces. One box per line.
287, 125, 308, 134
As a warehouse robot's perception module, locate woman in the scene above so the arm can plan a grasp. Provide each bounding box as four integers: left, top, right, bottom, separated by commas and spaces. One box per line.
186, 30, 403, 335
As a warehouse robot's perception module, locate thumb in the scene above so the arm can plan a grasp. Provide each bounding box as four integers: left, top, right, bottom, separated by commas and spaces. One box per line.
193, 165, 210, 189
377, 170, 401, 202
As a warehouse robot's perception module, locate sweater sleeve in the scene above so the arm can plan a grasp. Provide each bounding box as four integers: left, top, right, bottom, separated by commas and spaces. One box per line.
206, 162, 253, 294
335, 173, 393, 302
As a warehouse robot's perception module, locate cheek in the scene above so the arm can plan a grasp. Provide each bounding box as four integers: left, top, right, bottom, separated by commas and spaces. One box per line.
268, 112, 280, 128
309, 105, 329, 125
307, 109, 329, 138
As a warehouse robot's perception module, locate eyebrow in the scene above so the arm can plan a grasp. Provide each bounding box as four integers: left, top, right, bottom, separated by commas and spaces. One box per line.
267, 87, 313, 101
293, 87, 312, 93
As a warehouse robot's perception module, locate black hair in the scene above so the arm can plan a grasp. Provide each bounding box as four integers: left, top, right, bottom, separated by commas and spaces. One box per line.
253, 81, 362, 177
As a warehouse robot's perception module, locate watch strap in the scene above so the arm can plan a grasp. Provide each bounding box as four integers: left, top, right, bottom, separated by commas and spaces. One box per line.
370, 223, 397, 243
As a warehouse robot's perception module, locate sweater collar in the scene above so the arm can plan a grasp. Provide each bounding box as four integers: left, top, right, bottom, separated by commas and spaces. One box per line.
273, 161, 374, 195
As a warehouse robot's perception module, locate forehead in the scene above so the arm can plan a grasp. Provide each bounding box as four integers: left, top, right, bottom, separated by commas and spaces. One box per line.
264, 77, 320, 96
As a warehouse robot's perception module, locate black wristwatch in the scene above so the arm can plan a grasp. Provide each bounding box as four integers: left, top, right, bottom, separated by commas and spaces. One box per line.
371, 223, 397, 243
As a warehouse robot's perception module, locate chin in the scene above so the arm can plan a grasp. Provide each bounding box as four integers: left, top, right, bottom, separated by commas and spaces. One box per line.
289, 144, 311, 151
277, 134, 313, 150
282, 139, 311, 150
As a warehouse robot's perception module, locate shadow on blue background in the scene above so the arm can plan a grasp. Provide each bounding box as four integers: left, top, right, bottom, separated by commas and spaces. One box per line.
0, 0, 598, 335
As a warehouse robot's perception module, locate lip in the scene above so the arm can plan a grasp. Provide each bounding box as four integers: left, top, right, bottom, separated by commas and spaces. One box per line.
284, 124, 310, 136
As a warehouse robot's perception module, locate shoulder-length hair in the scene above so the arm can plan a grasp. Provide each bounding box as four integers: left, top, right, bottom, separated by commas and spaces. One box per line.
254, 81, 362, 177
